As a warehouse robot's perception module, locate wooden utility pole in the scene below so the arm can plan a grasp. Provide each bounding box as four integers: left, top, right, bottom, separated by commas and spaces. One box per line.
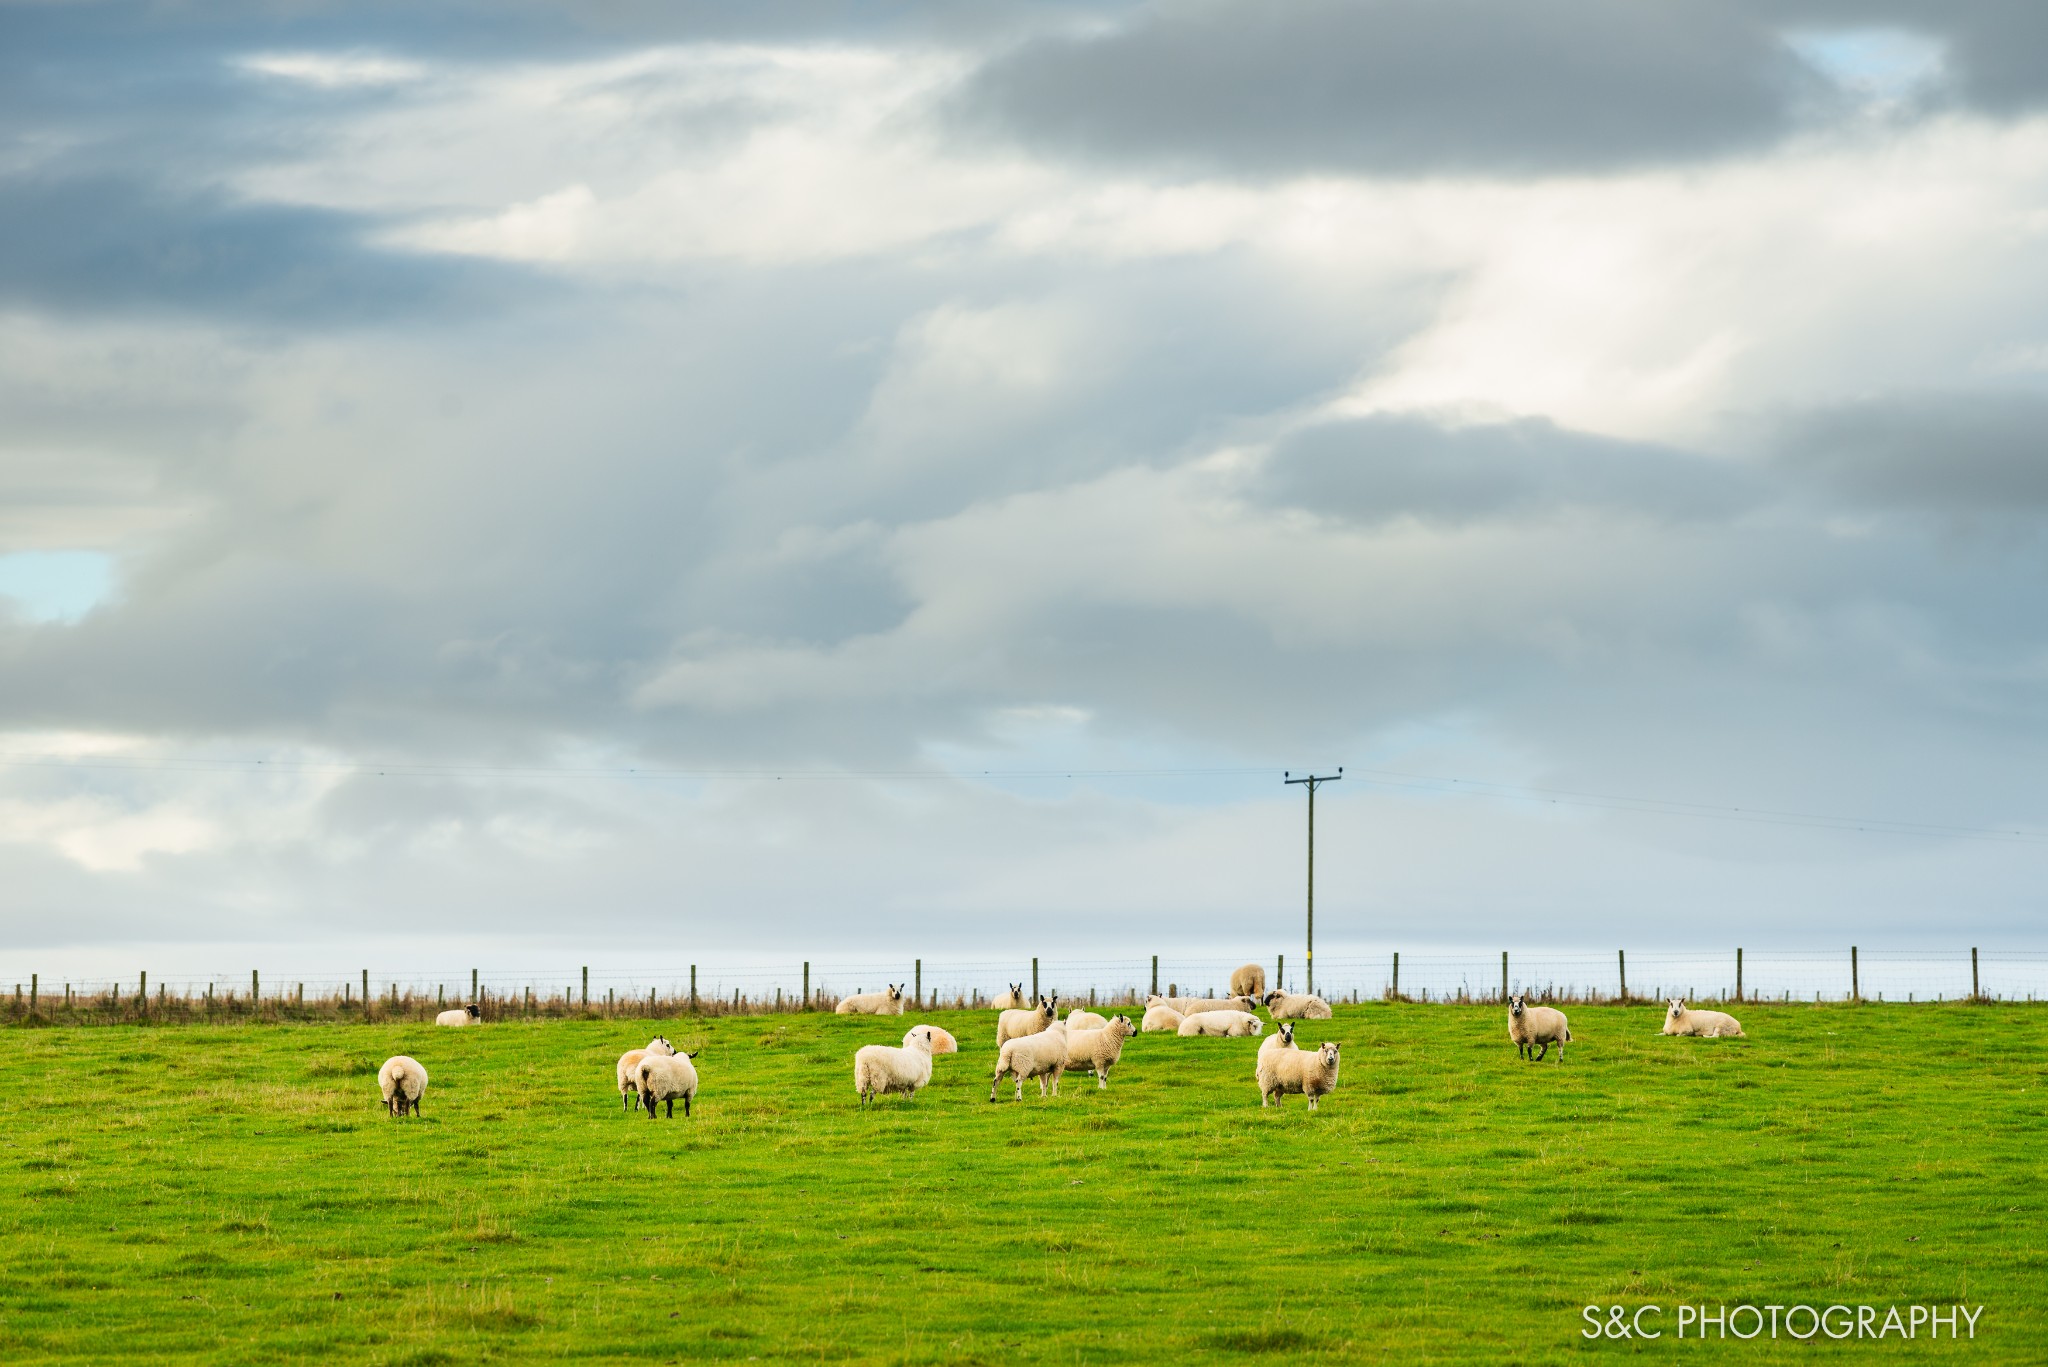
1284, 768, 1342, 996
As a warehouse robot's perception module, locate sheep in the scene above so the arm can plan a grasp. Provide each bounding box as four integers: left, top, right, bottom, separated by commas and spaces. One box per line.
855, 1025, 943, 1105
1065, 1007, 1109, 1032
637, 1050, 701, 1118
996, 995, 1058, 1047
1263, 989, 1333, 1021
1062, 1015, 1136, 1088
992, 983, 1029, 1010
835, 984, 907, 1016
1507, 993, 1572, 1062
1140, 1004, 1184, 1033
1230, 963, 1267, 998
1662, 998, 1745, 1038
1176, 995, 1261, 1017
990, 1021, 1068, 1101
616, 1036, 677, 1113
907, 1024, 958, 1054
1257, 1021, 1298, 1058
377, 1056, 428, 1117
1256, 1038, 1341, 1110
435, 1003, 480, 1027
1177, 1009, 1265, 1038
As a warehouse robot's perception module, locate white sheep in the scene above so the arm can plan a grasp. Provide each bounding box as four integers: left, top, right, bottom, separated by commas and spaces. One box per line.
1062, 1015, 1136, 1088
990, 1021, 1068, 1101
1262, 989, 1333, 1020
1256, 1038, 1341, 1110
1173, 995, 1260, 1017
1177, 1009, 1265, 1038
378, 1056, 428, 1117
1662, 998, 1745, 1038
435, 1003, 480, 1027
1508, 994, 1571, 1062
1230, 963, 1267, 998
996, 996, 1057, 1046
1065, 1007, 1109, 1032
636, 1050, 700, 1118
1140, 1004, 1184, 1033
855, 1025, 943, 1105
991, 983, 1029, 1010
616, 1036, 676, 1113
907, 1024, 958, 1054
835, 984, 907, 1016
1257, 1021, 1298, 1058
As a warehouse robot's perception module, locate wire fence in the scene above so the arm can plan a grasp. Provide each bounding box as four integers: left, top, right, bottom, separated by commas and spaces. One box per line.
3, 947, 2045, 1025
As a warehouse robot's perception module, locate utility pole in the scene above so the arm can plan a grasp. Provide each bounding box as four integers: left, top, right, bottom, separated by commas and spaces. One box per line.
1284, 768, 1342, 996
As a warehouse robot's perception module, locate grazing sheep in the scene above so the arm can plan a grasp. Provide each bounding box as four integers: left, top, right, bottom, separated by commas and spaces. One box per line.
1065, 1008, 1109, 1032
1230, 963, 1267, 998
907, 1024, 958, 1054
992, 983, 1029, 1010
1257, 1039, 1342, 1110
1507, 994, 1572, 1062
1177, 1009, 1265, 1038
378, 1056, 428, 1117
855, 1025, 942, 1105
637, 1050, 701, 1118
435, 1004, 480, 1027
835, 984, 907, 1016
1140, 1004, 1185, 1033
997, 996, 1058, 1047
1662, 998, 1745, 1038
616, 1036, 677, 1113
1263, 989, 1333, 1021
990, 1021, 1069, 1101
1062, 1015, 1137, 1087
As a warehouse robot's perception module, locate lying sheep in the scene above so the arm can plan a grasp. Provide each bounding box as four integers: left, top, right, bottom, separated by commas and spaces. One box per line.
1230, 963, 1267, 998
835, 984, 907, 1016
1663, 998, 1745, 1038
992, 983, 1029, 1010
1257, 1038, 1341, 1110
1066, 1007, 1109, 1032
378, 1056, 428, 1117
1177, 995, 1261, 1017
997, 996, 1057, 1047
1508, 993, 1571, 1062
1178, 1009, 1265, 1038
616, 1036, 676, 1113
1063, 1015, 1137, 1088
855, 1025, 943, 1105
435, 1003, 480, 1027
1263, 989, 1333, 1020
907, 1024, 958, 1054
990, 1021, 1068, 1101
1140, 1003, 1184, 1033
637, 1049, 701, 1118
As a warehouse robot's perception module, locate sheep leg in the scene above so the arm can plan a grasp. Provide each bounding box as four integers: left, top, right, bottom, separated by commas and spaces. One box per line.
1533, 1041, 1549, 1062
1036, 1075, 1047, 1097
665, 1097, 674, 1118
1096, 1069, 1108, 1090
644, 1092, 656, 1119
683, 1094, 691, 1117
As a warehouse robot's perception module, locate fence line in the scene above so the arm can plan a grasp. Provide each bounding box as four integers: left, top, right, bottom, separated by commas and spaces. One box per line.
5, 948, 2047, 1025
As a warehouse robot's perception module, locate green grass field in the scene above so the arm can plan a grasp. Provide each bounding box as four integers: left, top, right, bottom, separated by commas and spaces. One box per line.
1, 1003, 2042, 1364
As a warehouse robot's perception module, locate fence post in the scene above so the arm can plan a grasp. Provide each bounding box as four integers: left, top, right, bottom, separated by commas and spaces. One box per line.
252, 969, 260, 1004
581, 966, 589, 1007
690, 965, 699, 1014
1500, 951, 1508, 1003
802, 962, 810, 1008
1032, 957, 1039, 1001
1151, 955, 1158, 996
1392, 951, 1399, 999
915, 959, 922, 1007
1277, 954, 1285, 991
1851, 946, 1859, 1002
1735, 948, 1743, 1003
139, 970, 147, 1010
297, 983, 304, 1005
1972, 947, 1980, 1002
28, 974, 35, 1017
1618, 950, 1627, 1003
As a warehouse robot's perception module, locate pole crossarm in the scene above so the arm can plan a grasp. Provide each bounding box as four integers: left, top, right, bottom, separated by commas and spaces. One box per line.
1284, 768, 1342, 995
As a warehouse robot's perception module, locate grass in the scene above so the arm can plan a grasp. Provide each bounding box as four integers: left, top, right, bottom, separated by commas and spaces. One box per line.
0, 1003, 2042, 1363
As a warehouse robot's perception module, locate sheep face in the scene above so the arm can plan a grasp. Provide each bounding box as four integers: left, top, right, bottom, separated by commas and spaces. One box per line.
1318, 1042, 1340, 1068
889, 984, 904, 1003
1277, 1022, 1295, 1048
647, 1035, 675, 1056
465, 1003, 480, 1019
906, 1026, 937, 1052
1667, 998, 1687, 1019
1509, 993, 1527, 1018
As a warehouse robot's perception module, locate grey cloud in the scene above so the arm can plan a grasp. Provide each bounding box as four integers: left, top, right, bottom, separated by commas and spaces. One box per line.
1782, 390, 2048, 516
1761, 0, 2048, 115
955, 0, 1828, 177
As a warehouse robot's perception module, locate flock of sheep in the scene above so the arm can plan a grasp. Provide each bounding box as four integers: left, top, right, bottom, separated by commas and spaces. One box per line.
372, 965, 1746, 1119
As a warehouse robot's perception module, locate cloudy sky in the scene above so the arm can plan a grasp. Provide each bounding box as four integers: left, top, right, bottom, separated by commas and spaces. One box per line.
3, 0, 2046, 981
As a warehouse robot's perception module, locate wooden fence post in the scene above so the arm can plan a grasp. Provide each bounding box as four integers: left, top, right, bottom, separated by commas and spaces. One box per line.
139, 971, 147, 1011
1392, 952, 1399, 999
915, 959, 922, 1007
28, 974, 36, 1016
1851, 946, 1859, 1001
1150, 955, 1158, 996
1972, 947, 1980, 1001
252, 969, 260, 1004
1736, 948, 1743, 1003
802, 961, 810, 1008
582, 966, 589, 1007
1500, 951, 1508, 1003
1618, 950, 1627, 1003
1032, 957, 1039, 1000
1278, 954, 1284, 991
690, 965, 698, 1013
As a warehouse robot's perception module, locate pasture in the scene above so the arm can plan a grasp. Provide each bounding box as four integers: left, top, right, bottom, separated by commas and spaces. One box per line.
0, 1003, 2042, 1364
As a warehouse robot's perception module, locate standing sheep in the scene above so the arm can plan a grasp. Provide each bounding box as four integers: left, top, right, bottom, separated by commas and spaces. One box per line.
435, 1004, 480, 1027
1263, 989, 1333, 1020
1256, 1039, 1341, 1110
836, 984, 907, 1016
1663, 999, 1745, 1038
1229, 963, 1267, 998
378, 1056, 428, 1117
637, 1050, 701, 1118
1140, 1004, 1185, 1033
997, 996, 1058, 1047
855, 1026, 943, 1105
1177, 1010, 1265, 1038
616, 1036, 677, 1113
990, 1021, 1069, 1101
992, 984, 1029, 1010
1507, 994, 1572, 1062
1062, 1015, 1137, 1088
907, 1024, 958, 1054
